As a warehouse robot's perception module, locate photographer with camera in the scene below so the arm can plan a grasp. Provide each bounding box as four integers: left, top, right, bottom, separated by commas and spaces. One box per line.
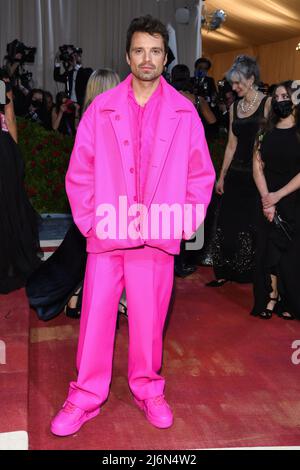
54, 45, 93, 112
170, 64, 216, 277
4, 39, 36, 116
193, 57, 217, 106
192, 58, 218, 142
24, 88, 52, 130
216, 78, 237, 133
52, 91, 79, 136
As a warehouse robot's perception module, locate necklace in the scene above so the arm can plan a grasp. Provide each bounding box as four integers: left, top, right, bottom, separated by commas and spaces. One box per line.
240, 90, 259, 113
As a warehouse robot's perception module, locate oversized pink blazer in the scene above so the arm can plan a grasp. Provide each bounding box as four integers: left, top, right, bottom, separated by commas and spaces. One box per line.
65, 73, 215, 255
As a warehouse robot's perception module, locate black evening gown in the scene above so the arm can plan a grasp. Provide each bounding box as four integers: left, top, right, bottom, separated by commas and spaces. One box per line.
211, 97, 268, 282
251, 126, 300, 319
0, 82, 41, 294
26, 223, 87, 321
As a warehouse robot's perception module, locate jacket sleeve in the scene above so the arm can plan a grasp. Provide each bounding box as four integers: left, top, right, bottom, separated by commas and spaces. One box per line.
53, 65, 67, 84
183, 108, 216, 240
65, 103, 95, 238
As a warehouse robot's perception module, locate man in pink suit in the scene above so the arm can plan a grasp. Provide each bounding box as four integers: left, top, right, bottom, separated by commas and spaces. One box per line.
51, 15, 215, 436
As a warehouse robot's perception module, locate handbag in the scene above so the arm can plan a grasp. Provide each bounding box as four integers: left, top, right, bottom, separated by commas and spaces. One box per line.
273, 211, 293, 241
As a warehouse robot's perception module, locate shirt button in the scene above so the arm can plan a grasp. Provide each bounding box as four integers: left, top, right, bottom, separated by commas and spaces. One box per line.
115, 115, 120, 121
124, 140, 129, 146
130, 168, 134, 174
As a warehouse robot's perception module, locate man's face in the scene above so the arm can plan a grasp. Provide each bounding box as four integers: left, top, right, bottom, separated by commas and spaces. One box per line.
75, 53, 82, 65
126, 32, 167, 82
65, 48, 77, 67
195, 62, 209, 79
197, 63, 209, 73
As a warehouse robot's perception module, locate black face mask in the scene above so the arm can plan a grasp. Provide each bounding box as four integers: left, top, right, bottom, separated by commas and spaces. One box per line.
31, 99, 42, 109
272, 99, 293, 119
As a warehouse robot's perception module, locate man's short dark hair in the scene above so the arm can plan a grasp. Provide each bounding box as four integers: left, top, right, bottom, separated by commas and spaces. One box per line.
194, 57, 212, 70
126, 15, 169, 56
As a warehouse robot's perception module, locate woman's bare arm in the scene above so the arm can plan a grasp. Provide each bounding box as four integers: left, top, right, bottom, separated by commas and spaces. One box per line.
5, 89, 18, 143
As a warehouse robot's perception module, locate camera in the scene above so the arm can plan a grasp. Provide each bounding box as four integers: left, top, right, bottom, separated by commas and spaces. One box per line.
59, 45, 82, 64
257, 81, 268, 94
217, 80, 227, 103
216, 79, 237, 106
6, 39, 36, 64
64, 99, 76, 114
19, 70, 33, 86
193, 74, 209, 98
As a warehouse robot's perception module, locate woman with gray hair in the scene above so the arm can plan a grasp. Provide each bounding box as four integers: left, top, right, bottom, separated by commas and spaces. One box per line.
207, 55, 271, 286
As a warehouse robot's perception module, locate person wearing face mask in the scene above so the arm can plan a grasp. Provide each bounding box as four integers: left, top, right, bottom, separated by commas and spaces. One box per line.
251, 81, 300, 320
193, 58, 217, 107
207, 55, 271, 287
193, 58, 219, 142
25, 89, 51, 130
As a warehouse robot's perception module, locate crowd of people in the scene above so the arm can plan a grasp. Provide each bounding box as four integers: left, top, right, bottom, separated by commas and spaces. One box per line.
2, 43, 93, 135
1, 40, 255, 139
203, 55, 300, 322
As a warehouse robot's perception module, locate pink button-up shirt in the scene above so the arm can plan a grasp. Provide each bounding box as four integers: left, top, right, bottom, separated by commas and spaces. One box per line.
128, 79, 162, 205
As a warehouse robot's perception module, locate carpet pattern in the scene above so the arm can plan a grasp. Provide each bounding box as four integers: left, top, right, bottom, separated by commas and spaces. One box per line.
26, 267, 300, 450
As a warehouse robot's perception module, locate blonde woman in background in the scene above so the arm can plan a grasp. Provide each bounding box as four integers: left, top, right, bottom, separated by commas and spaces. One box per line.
26, 69, 121, 321
83, 68, 120, 112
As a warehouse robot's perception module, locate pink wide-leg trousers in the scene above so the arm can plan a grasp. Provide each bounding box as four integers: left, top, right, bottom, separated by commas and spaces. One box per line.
67, 245, 174, 411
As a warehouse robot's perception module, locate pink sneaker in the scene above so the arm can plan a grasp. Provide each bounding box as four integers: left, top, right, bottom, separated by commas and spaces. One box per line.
134, 395, 173, 429
50, 401, 100, 436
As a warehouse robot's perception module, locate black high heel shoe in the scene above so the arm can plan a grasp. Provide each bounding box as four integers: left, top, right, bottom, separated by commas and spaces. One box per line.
258, 295, 279, 320
277, 311, 295, 320
118, 301, 128, 317
174, 263, 197, 278
206, 279, 229, 287
65, 289, 82, 319
116, 300, 128, 330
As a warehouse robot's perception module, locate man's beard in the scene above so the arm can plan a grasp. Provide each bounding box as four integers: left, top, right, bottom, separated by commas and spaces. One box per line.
133, 66, 162, 82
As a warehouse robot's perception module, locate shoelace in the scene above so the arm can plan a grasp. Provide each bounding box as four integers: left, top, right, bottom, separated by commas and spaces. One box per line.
63, 402, 77, 413
147, 395, 167, 406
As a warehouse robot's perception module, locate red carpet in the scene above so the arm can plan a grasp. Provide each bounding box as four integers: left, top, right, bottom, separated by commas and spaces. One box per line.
0, 289, 30, 449
2, 267, 300, 449
26, 267, 300, 449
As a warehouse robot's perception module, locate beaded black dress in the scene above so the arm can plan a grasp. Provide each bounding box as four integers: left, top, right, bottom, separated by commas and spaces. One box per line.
211, 97, 268, 282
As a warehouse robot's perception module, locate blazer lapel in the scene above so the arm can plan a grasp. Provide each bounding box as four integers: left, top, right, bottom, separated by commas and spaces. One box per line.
143, 102, 181, 209
103, 74, 183, 211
